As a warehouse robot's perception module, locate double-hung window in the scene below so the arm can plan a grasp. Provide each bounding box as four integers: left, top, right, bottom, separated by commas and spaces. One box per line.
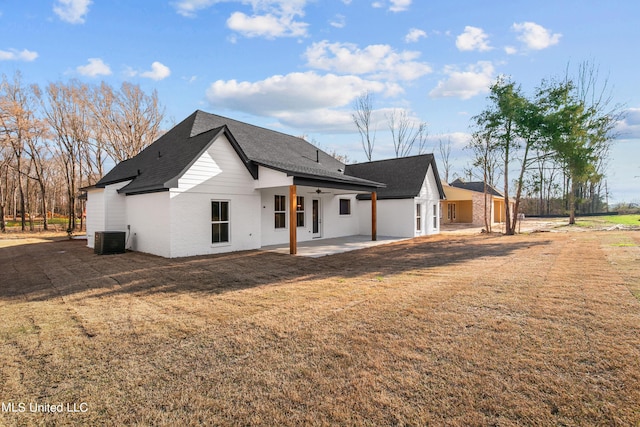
274, 195, 286, 229
211, 201, 230, 244
416, 203, 422, 231
433, 204, 438, 229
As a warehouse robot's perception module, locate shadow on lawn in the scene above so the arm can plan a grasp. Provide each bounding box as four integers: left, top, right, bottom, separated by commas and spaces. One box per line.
0, 235, 552, 302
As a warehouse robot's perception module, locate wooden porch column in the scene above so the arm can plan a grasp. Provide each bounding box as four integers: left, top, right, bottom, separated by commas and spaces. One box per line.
371, 191, 377, 241
289, 185, 297, 255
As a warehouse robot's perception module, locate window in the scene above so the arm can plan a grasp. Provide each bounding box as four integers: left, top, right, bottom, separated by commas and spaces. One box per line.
339, 198, 351, 215
211, 201, 230, 244
416, 204, 422, 231
296, 196, 305, 227
433, 204, 438, 229
274, 195, 286, 229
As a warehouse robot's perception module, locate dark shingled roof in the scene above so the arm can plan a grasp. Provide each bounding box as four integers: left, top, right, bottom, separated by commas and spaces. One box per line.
449, 178, 504, 197
96, 110, 384, 195
344, 154, 446, 200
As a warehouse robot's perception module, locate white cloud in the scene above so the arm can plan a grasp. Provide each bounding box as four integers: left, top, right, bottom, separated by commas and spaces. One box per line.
76, 58, 111, 77
504, 46, 517, 55
275, 108, 356, 132
227, 10, 307, 38
616, 108, 640, 139
173, 0, 309, 38
173, 0, 217, 17
304, 40, 432, 81
428, 131, 471, 150
389, 0, 411, 12
512, 22, 561, 50
371, 2, 384, 8
429, 61, 495, 100
53, 0, 91, 24
140, 62, 171, 81
329, 14, 346, 28
405, 28, 427, 43
0, 48, 38, 61
205, 71, 403, 130
456, 26, 492, 52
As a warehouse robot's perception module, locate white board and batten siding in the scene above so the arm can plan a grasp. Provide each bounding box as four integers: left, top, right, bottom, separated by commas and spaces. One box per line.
414, 165, 441, 236
168, 133, 261, 257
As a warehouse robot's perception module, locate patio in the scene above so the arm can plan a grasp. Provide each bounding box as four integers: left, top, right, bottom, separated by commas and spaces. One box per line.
261, 235, 409, 258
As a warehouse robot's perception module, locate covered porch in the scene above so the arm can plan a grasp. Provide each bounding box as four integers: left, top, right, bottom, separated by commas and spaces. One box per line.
255, 165, 385, 254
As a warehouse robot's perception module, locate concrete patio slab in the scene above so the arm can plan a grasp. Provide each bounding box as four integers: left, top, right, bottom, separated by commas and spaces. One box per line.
262, 235, 409, 258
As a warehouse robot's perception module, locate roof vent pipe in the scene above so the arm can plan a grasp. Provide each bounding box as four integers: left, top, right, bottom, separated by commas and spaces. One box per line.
316, 149, 319, 163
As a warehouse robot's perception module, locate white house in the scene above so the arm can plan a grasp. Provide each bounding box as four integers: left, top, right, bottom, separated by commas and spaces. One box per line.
344, 155, 444, 238
86, 110, 445, 258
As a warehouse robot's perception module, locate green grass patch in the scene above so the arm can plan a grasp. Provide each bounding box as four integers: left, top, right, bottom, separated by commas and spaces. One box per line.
598, 214, 640, 226
570, 214, 640, 228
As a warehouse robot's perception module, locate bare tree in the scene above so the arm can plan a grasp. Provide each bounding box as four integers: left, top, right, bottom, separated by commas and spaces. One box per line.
90, 82, 164, 163
0, 73, 44, 231
44, 80, 92, 233
572, 61, 623, 215
352, 91, 376, 161
386, 109, 427, 158
0, 137, 13, 232
467, 129, 500, 233
23, 113, 51, 230
438, 137, 453, 183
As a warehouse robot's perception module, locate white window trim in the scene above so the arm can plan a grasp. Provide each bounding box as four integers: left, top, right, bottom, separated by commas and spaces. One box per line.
211, 200, 231, 246
433, 204, 438, 229
274, 194, 287, 230
296, 196, 305, 228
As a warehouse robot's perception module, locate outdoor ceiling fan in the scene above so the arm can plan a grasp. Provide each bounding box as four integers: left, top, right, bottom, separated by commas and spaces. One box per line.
308, 188, 331, 194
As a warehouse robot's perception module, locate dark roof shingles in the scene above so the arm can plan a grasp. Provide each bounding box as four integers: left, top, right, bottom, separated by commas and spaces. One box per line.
97, 110, 382, 194
449, 178, 504, 197
344, 154, 445, 200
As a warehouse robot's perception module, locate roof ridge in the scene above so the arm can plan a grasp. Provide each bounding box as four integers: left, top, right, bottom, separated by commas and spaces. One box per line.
195, 110, 308, 142
351, 153, 434, 166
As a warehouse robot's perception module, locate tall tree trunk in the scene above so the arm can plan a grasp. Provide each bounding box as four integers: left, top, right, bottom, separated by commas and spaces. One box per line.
510, 142, 531, 233
40, 181, 48, 230
0, 178, 5, 233
18, 172, 26, 231
503, 131, 513, 235
568, 177, 577, 225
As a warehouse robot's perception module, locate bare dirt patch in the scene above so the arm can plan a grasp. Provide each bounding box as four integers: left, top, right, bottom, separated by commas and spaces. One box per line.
1, 232, 639, 425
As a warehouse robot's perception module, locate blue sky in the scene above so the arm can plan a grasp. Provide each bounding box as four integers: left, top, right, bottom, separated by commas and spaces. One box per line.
2, 0, 639, 203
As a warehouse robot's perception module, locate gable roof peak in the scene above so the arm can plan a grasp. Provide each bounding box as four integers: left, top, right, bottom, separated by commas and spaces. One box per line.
344, 153, 445, 200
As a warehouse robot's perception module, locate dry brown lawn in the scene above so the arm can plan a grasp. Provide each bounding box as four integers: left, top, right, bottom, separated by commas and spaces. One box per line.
1, 230, 639, 426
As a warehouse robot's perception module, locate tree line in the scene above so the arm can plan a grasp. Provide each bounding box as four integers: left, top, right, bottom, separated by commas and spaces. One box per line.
351, 62, 622, 235
0, 72, 164, 233
468, 62, 622, 234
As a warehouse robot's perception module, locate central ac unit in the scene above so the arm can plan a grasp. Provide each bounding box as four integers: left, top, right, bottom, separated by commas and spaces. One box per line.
94, 231, 126, 255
